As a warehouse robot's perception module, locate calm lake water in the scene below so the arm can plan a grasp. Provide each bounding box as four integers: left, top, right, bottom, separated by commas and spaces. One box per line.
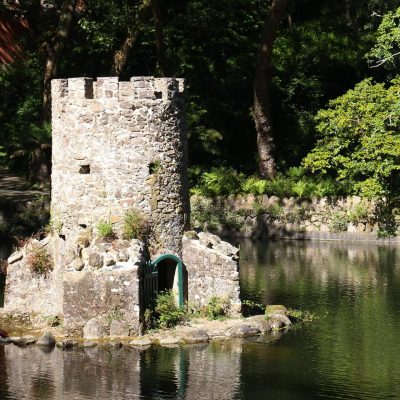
2, 239, 400, 399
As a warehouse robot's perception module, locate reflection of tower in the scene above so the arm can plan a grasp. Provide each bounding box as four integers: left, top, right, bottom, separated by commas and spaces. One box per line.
184, 341, 242, 400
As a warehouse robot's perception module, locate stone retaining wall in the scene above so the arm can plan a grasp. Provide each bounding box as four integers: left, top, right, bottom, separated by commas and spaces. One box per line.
191, 195, 400, 241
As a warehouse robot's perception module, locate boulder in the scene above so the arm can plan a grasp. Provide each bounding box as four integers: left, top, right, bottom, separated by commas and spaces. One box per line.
129, 338, 152, 347
13, 335, 37, 346
160, 337, 181, 346
226, 324, 261, 338
268, 313, 291, 330
246, 315, 272, 334
182, 329, 209, 344
71, 258, 85, 271
83, 316, 109, 339
265, 305, 288, 317
37, 331, 56, 346
88, 252, 103, 269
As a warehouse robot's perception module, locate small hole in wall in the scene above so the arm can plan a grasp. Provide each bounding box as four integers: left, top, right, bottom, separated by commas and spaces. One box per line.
79, 224, 87, 229
155, 91, 163, 99
79, 165, 90, 174
59, 235, 66, 241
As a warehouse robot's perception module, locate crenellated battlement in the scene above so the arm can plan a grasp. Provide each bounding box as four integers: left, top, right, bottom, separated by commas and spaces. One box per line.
51, 76, 184, 101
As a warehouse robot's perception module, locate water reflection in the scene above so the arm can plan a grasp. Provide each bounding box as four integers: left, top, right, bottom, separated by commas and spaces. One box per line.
239, 239, 400, 399
0, 341, 244, 400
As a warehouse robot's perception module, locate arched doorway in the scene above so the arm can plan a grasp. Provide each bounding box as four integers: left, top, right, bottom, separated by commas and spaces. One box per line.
142, 254, 184, 311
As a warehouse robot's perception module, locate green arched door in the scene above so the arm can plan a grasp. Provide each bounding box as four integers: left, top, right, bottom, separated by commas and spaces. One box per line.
142, 254, 184, 310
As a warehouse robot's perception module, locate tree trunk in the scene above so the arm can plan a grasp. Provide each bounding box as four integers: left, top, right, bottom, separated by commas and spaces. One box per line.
111, 28, 140, 76
43, 0, 77, 121
110, 0, 151, 76
254, 0, 288, 179
150, 0, 168, 76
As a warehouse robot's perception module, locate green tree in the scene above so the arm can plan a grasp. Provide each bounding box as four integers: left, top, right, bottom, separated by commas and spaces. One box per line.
303, 78, 400, 198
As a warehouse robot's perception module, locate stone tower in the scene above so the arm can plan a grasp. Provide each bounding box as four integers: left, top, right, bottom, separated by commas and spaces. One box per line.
51, 76, 189, 255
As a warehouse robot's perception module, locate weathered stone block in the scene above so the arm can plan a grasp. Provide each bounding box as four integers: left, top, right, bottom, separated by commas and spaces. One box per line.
182, 231, 241, 314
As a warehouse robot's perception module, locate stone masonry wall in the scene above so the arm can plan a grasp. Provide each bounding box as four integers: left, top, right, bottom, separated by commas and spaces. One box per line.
191, 195, 399, 241
51, 76, 189, 256
182, 231, 241, 314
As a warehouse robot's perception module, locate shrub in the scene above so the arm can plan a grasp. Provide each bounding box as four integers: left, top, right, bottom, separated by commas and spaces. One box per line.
122, 209, 149, 240
266, 203, 284, 220
26, 244, 53, 275
204, 296, 230, 320
154, 290, 186, 329
329, 211, 348, 233
198, 166, 245, 196
348, 202, 370, 224
376, 201, 398, 238
191, 197, 245, 232
287, 308, 316, 323
242, 177, 269, 195
97, 220, 116, 241
285, 206, 309, 224
292, 180, 308, 197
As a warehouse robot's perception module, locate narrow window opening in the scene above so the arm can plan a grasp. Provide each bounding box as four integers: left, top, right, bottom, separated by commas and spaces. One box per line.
79, 165, 90, 174
154, 91, 163, 99
59, 235, 66, 241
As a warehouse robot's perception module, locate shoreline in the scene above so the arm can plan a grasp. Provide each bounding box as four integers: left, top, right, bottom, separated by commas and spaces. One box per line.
0, 308, 294, 349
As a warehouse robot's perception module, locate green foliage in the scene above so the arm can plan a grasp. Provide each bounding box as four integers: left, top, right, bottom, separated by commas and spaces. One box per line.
191, 166, 344, 199
12, 196, 50, 237
26, 244, 53, 276
0, 58, 51, 184
367, 7, 400, 71
287, 308, 316, 323
242, 177, 269, 195
97, 220, 116, 241
190, 166, 245, 196
47, 217, 63, 235
265, 203, 284, 220
329, 211, 349, 233
203, 296, 230, 320
154, 290, 186, 329
292, 180, 308, 197
265, 305, 287, 316
303, 78, 400, 198
376, 201, 399, 238
122, 209, 149, 240
191, 197, 246, 232
348, 202, 370, 224
107, 307, 123, 324
285, 206, 309, 225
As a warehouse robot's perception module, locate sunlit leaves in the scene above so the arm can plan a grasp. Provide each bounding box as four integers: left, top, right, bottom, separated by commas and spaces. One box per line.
303, 78, 400, 197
